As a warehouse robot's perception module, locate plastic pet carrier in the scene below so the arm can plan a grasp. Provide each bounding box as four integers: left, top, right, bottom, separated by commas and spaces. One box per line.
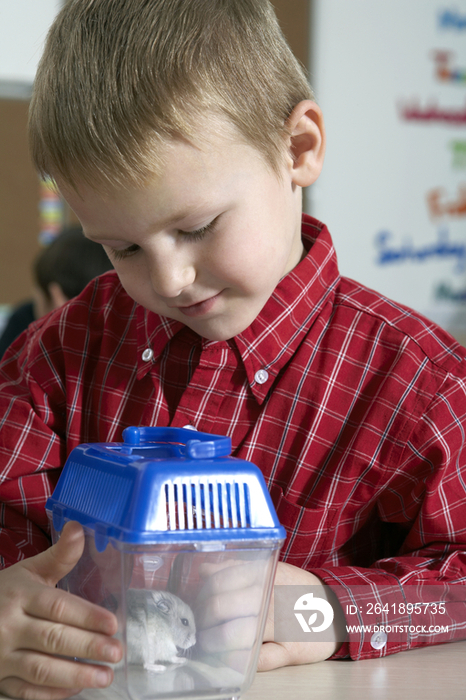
46, 426, 285, 700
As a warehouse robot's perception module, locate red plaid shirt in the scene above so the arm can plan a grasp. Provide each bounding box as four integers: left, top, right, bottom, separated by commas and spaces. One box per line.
1, 214, 466, 659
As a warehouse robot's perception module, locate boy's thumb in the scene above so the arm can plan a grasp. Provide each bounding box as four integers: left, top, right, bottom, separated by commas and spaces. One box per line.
26, 520, 85, 586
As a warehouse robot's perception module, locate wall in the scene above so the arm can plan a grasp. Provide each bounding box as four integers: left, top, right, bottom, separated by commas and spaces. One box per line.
0, 0, 61, 86
0, 100, 42, 304
308, 0, 466, 341
0, 0, 63, 305
273, 0, 309, 68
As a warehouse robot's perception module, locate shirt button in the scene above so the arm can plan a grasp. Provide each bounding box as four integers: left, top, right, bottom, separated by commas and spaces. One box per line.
254, 369, 269, 385
182, 424, 197, 430
142, 348, 154, 362
370, 631, 387, 650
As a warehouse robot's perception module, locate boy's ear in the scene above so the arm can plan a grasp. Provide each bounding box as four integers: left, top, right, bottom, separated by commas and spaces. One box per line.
287, 100, 326, 187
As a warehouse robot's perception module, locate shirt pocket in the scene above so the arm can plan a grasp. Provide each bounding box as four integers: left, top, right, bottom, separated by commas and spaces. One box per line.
270, 484, 337, 569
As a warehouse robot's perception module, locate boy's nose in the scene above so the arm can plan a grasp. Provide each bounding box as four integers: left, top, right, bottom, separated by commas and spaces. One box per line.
147, 250, 196, 299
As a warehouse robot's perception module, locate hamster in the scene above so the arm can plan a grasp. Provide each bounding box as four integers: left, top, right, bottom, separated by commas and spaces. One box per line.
124, 589, 196, 672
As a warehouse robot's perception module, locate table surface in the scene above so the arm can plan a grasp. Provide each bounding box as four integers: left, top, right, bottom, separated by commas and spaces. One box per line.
0, 641, 464, 700
243, 641, 466, 700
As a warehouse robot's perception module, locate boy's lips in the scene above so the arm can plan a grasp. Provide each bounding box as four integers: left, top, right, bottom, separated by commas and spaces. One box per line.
173, 292, 222, 318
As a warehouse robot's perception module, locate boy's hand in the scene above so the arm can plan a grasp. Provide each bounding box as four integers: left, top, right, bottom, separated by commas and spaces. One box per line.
0, 521, 123, 700
194, 558, 271, 672
195, 559, 344, 672
258, 562, 344, 670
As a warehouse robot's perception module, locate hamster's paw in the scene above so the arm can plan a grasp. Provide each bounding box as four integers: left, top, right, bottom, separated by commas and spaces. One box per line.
143, 662, 167, 673
171, 656, 187, 665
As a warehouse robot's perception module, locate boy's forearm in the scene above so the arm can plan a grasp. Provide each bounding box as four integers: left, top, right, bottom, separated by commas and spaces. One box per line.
311, 563, 466, 660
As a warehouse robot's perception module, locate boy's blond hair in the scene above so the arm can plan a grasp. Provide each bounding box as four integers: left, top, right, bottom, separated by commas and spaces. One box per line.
29, 0, 313, 190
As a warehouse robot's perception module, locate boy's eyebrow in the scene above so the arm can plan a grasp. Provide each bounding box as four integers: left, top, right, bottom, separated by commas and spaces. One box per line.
85, 206, 213, 242
155, 208, 204, 229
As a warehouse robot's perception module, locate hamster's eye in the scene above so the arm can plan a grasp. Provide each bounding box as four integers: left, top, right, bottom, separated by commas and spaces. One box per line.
181, 618, 190, 626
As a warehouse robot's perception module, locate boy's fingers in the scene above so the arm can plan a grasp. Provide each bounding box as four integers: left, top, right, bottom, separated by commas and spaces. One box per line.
198, 616, 258, 654
19, 615, 122, 664
25, 521, 85, 587
7, 651, 113, 693
257, 641, 291, 671
196, 584, 263, 628
25, 585, 118, 636
197, 561, 262, 603
0, 676, 83, 700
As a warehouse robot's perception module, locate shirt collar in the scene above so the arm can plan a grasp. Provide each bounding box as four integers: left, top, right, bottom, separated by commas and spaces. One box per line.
135, 214, 340, 396
235, 215, 340, 402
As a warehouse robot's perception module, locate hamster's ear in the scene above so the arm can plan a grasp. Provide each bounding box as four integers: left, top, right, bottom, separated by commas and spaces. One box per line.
286, 100, 326, 188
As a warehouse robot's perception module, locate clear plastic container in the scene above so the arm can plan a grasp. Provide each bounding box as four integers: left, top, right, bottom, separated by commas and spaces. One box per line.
46, 427, 285, 700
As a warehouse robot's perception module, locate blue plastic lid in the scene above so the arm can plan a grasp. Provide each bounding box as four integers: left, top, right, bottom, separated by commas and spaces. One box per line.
46, 427, 285, 550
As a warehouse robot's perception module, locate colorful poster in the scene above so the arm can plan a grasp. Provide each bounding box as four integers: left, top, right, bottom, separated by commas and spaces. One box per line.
309, 1, 466, 341
39, 177, 64, 245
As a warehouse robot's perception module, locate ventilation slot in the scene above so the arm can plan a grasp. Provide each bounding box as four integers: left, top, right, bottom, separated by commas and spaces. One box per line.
165, 480, 251, 530
57, 461, 131, 524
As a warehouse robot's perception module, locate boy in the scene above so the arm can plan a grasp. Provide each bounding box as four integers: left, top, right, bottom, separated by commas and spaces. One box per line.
1, 0, 465, 697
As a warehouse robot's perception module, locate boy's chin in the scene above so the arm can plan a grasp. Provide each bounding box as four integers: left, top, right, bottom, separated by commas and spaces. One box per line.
180, 314, 255, 342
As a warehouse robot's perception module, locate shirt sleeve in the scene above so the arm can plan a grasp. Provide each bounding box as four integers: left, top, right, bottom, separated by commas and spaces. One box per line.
312, 366, 466, 659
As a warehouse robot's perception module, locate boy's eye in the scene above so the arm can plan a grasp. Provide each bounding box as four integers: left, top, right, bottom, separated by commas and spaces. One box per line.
108, 216, 219, 260
109, 244, 140, 261
178, 216, 219, 242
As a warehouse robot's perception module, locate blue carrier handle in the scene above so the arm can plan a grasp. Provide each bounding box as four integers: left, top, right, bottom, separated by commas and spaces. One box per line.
122, 426, 232, 460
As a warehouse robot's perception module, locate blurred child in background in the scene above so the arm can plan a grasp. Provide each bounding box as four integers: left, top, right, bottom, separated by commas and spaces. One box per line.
0, 225, 113, 356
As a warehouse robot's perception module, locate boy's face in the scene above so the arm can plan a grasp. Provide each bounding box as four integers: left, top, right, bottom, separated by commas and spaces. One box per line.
60, 121, 306, 341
